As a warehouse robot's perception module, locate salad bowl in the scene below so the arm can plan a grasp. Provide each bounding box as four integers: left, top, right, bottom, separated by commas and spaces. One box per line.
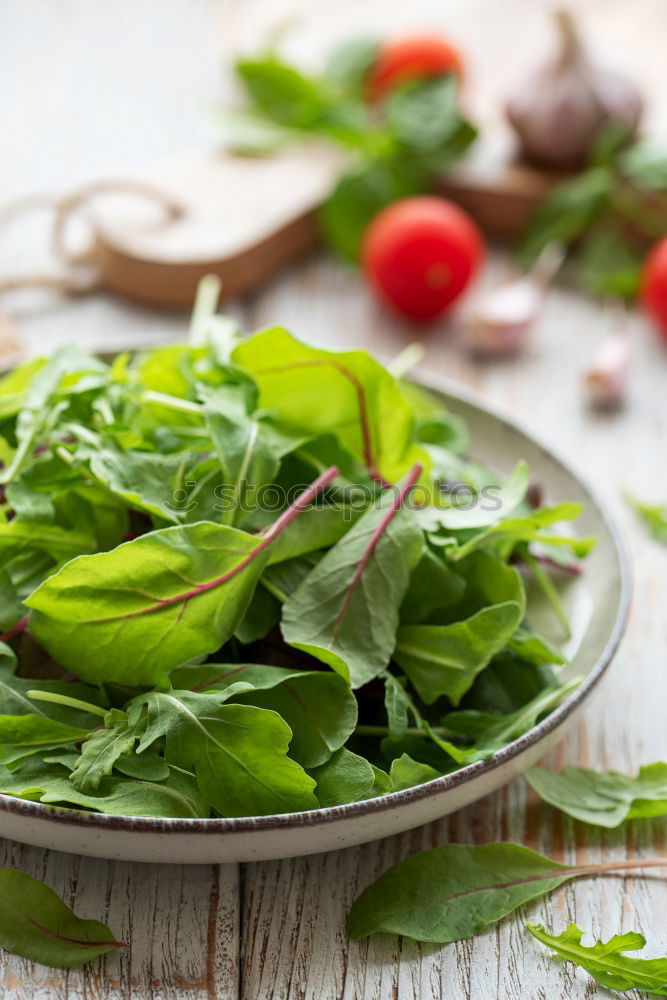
0, 371, 630, 864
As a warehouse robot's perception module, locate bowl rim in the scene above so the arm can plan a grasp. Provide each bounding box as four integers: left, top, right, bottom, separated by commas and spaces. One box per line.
0, 371, 632, 836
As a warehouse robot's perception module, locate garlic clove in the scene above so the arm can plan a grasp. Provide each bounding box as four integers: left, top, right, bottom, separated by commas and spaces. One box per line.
463, 278, 542, 356
506, 8, 643, 170
462, 244, 563, 357
584, 329, 631, 409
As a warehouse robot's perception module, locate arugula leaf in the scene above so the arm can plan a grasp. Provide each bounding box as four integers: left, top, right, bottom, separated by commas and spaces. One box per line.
347, 843, 666, 943
26, 468, 337, 686
70, 709, 144, 793
0, 868, 122, 967
1, 347, 106, 485
282, 468, 424, 686
128, 691, 317, 816
527, 923, 667, 996
424, 460, 529, 532
526, 761, 667, 827
448, 503, 593, 562
447, 678, 580, 763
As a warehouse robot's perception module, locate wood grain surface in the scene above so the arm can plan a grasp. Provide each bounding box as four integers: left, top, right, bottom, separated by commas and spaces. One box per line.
1, 2, 667, 998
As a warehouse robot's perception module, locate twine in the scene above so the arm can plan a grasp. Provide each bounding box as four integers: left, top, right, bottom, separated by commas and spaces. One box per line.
0, 180, 186, 298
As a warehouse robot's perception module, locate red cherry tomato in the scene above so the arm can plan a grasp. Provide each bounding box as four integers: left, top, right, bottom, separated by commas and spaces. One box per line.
361, 197, 484, 321
641, 238, 667, 343
368, 35, 464, 100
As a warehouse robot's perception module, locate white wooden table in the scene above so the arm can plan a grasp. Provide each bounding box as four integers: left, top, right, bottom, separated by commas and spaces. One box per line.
1, 2, 667, 997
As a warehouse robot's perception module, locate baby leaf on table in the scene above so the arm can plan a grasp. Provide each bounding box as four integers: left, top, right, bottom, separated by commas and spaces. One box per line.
526, 762, 667, 826
347, 843, 667, 943
527, 923, 667, 996
0, 868, 123, 967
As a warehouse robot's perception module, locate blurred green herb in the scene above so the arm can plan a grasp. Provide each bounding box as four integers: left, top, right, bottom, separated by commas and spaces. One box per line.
218, 40, 477, 260
626, 493, 667, 545
521, 131, 667, 299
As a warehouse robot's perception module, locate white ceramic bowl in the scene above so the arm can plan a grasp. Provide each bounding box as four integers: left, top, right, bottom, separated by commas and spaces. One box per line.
0, 374, 630, 863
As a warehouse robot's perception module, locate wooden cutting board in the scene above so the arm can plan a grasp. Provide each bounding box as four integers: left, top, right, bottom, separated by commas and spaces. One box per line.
88, 143, 557, 309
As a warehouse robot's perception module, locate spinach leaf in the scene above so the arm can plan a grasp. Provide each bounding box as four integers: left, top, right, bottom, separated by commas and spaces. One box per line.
171, 663, 357, 768
399, 548, 465, 624
394, 553, 526, 705
0, 714, 90, 753
526, 762, 667, 827
527, 923, 667, 996
233, 328, 428, 485
389, 753, 440, 791
0, 649, 106, 728
347, 843, 665, 943
310, 747, 376, 806
0, 868, 122, 967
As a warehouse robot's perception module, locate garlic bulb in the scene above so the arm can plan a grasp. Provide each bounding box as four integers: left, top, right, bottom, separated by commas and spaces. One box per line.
507, 9, 643, 170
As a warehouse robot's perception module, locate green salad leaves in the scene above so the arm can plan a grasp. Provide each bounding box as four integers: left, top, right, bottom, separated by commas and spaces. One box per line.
218, 40, 477, 260
0, 295, 589, 820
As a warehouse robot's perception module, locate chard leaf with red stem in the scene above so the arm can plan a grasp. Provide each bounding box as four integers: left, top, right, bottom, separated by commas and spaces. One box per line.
26, 467, 338, 686
281, 463, 424, 687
